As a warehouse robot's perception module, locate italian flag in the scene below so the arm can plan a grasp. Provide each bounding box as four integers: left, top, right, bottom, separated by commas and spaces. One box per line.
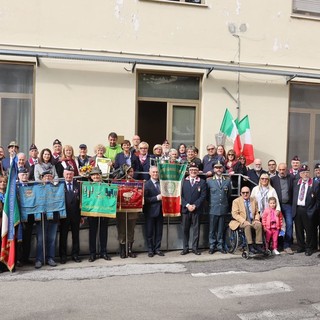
0, 157, 20, 272
220, 108, 242, 155
158, 162, 187, 217
237, 115, 254, 165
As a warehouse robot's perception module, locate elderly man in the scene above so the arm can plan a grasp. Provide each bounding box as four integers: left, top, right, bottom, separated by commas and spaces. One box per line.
181, 163, 207, 255
28, 143, 39, 166
247, 158, 267, 189
17, 152, 34, 181
143, 166, 164, 257
207, 161, 231, 254
76, 144, 90, 169
59, 166, 82, 264
230, 186, 265, 254
292, 164, 318, 256
270, 163, 294, 254
130, 135, 141, 156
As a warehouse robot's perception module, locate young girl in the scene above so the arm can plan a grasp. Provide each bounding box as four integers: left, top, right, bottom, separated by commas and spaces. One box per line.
262, 197, 283, 255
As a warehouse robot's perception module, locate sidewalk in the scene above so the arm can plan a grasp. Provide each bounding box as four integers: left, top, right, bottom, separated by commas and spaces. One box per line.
16, 249, 241, 272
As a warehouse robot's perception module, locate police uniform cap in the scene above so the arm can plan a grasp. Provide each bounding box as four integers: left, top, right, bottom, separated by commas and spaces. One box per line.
214, 161, 223, 168
189, 162, 198, 170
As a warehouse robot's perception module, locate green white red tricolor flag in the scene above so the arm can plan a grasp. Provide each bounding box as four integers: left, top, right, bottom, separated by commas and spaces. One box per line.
157, 162, 187, 217
219, 108, 254, 165
1, 157, 20, 272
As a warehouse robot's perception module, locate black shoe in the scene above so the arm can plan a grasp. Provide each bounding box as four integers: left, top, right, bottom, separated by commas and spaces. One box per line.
88, 255, 96, 262
209, 248, 215, 254
255, 245, 266, 254
148, 252, 154, 257
248, 245, 257, 254
60, 256, 67, 264
192, 250, 201, 255
16, 260, 23, 268
100, 254, 111, 261
297, 248, 305, 253
22, 259, 33, 265
155, 251, 165, 256
218, 249, 227, 254
72, 256, 82, 263
180, 249, 189, 255
305, 250, 312, 256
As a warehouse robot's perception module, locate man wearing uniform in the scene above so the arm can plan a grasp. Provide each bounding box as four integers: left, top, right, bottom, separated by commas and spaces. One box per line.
207, 161, 231, 254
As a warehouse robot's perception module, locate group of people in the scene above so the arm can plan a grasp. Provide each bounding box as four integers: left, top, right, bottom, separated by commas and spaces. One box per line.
0, 133, 319, 272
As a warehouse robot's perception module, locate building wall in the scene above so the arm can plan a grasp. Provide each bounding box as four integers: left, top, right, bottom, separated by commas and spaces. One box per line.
0, 0, 318, 164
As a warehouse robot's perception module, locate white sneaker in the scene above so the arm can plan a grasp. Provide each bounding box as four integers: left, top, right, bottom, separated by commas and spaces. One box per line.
272, 249, 280, 255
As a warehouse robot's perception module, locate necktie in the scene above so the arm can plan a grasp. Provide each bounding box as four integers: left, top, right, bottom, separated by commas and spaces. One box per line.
155, 181, 160, 192
191, 178, 195, 186
68, 182, 72, 193
218, 179, 221, 187
245, 200, 252, 223
299, 182, 306, 201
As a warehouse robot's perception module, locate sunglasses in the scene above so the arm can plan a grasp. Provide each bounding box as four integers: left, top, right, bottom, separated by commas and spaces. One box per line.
241, 191, 249, 194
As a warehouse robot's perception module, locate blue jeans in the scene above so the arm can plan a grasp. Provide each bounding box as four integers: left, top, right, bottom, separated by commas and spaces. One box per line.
36, 216, 58, 262
281, 203, 293, 249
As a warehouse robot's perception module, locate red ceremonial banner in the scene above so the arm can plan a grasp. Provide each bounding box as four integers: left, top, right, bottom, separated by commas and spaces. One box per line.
112, 180, 144, 212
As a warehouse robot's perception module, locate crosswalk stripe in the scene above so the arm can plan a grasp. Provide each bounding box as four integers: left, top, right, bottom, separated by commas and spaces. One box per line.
238, 304, 320, 319
191, 271, 247, 277
209, 281, 293, 299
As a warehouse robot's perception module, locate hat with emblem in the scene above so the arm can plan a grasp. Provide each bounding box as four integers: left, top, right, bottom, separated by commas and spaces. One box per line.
18, 167, 29, 174
89, 167, 102, 175
214, 160, 224, 168
41, 170, 53, 177
188, 162, 199, 170
79, 144, 87, 149
53, 139, 62, 146
292, 155, 300, 161
29, 143, 38, 151
64, 165, 74, 172
7, 141, 19, 149
314, 163, 320, 170
299, 164, 310, 172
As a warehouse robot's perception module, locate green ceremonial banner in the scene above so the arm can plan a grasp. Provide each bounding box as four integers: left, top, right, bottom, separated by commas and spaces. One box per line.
81, 181, 118, 218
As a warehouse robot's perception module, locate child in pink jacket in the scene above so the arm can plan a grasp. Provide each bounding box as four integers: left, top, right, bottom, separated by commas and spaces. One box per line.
262, 197, 283, 255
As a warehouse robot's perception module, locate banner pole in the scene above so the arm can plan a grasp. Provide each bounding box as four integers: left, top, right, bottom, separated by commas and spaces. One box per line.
41, 213, 46, 265
125, 211, 128, 257
166, 216, 169, 251
97, 217, 100, 256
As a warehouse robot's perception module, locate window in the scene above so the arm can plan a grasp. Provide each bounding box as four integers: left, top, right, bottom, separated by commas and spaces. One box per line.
292, 0, 320, 18
137, 72, 201, 149
0, 64, 34, 153
288, 83, 320, 167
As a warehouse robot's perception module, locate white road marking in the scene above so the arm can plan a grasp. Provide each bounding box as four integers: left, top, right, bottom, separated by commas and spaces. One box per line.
209, 281, 293, 299
238, 304, 320, 320
191, 271, 247, 277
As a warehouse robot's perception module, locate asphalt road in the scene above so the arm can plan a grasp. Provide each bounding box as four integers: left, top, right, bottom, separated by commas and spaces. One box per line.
1, 250, 320, 320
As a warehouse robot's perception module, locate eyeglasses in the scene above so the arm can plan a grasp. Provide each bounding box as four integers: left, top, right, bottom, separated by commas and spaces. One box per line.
241, 192, 249, 195
268, 163, 276, 166
207, 148, 215, 151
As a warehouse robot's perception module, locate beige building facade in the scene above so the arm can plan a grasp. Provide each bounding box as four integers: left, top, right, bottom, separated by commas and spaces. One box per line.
1, 0, 320, 167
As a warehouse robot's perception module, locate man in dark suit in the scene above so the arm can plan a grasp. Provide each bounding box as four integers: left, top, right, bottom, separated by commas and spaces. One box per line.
181, 163, 207, 255
247, 158, 267, 189
312, 163, 320, 252
2, 140, 19, 173
143, 166, 164, 257
292, 164, 318, 256
207, 161, 231, 254
270, 162, 294, 254
59, 166, 82, 264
